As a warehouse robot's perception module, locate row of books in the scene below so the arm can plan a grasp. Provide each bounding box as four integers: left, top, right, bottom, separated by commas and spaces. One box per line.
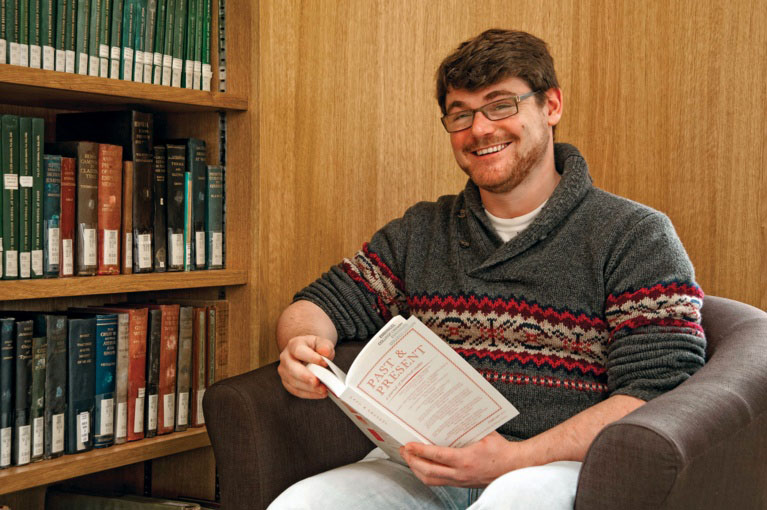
0, 109, 225, 278
0, 298, 228, 469
46, 489, 219, 509
0, 0, 214, 90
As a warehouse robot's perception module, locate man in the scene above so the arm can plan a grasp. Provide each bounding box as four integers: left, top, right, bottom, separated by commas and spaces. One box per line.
271, 29, 706, 509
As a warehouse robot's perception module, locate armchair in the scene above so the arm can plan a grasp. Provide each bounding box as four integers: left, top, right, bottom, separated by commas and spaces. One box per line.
203, 296, 767, 509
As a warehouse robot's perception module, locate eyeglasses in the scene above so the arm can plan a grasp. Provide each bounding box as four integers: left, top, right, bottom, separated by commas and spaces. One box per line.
440, 91, 539, 133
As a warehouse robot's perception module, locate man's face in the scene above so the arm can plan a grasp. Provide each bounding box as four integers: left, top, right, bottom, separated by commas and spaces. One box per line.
445, 76, 557, 194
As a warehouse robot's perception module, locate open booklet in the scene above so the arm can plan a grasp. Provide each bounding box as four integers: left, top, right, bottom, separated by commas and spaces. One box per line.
307, 315, 519, 464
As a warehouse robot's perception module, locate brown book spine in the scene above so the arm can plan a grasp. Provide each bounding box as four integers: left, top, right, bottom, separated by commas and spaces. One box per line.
74, 142, 99, 276
58, 157, 76, 277
156, 304, 179, 435
97, 144, 124, 275
126, 308, 148, 441
121, 161, 134, 274
190, 306, 206, 427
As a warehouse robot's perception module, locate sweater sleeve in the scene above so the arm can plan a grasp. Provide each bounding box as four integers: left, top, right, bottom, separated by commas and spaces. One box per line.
603, 211, 706, 401
293, 215, 411, 341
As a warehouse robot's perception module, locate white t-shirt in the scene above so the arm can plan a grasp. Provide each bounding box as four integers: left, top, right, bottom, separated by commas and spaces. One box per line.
484, 201, 547, 242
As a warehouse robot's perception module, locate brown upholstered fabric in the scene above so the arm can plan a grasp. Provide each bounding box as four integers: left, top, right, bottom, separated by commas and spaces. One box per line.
204, 296, 767, 510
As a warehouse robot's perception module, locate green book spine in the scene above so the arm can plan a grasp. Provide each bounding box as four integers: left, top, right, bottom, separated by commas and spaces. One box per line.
120, 0, 136, 80
200, 0, 210, 91
64, 0, 76, 72
30, 331, 46, 462
0, 0, 7, 64
131, 0, 146, 83
108, 0, 121, 78
182, 0, 194, 89
53, 0, 67, 71
65, 317, 95, 454
75, 0, 90, 74
31, 117, 45, 278
0, 318, 14, 468
18, 0, 28, 65
41, 314, 67, 459
97, 0, 109, 76
204, 165, 222, 269
191, 0, 201, 89
183, 169, 191, 271
189, 139, 205, 269
160, 0, 174, 86
86, 0, 100, 75
6, 0, 18, 65
29, 0, 42, 67
18, 117, 32, 279
43, 155, 61, 276
2, 115, 19, 280
40, 0, 54, 69
142, 0, 156, 83
151, 0, 165, 84
93, 313, 117, 448
170, 0, 184, 87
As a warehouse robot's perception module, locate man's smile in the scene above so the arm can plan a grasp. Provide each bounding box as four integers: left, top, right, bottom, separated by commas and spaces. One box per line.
472, 142, 510, 156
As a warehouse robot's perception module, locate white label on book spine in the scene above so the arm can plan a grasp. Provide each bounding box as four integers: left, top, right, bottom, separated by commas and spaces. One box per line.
111, 59, 120, 79
20, 44, 29, 66
43, 46, 55, 70
89, 55, 100, 76
55, 49, 66, 71
170, 233, 184, 266
153, 65, 162, 85
20, 252, 31, 278
48, 228, 60, 265
147, 394, 158, 431
0, 427, 10, 467
32, 249, 43, 276
134, 51, 144, 82
116, 402, 128, 439
62, 239, 74, 275
154, 52, 162, 66
123, 48, 134, 81
104, 229, 119, 265
4, 173, 19, 190
16, 425, 31, 465
172, 58, 182, 87
77, 411, 90, 450
212, 232, 223, 266
111, 46, 120, 60
196, 389, 206, 425
185, 60, 194, 89
100, 57, 109, 78
138, 234, 152, 269
20, 175, 33, 187
52, 414, 65, 453
177, 392, 189, 426
144, 63, 153, 84
125, 232, 133, 268
163, 393, 175, 428
195, 231, 206, 266
78, 52, 88, 74
33, 416, 44, 457
83, 228, 97, 266
100, 398, 115, 435
134, 388, 146, 434
0, 40, 6, 64
6, 250, 18, 277
100, 44, 109, 59
10, 42, 20, 65
65, 49, 75, 73
30, 45, 42, 68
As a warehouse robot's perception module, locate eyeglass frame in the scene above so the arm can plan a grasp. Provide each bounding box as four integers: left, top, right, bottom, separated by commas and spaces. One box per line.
440, 90, 540, 133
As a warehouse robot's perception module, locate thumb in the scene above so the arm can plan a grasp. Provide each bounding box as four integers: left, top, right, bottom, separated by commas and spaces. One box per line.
314, 337, 336, 360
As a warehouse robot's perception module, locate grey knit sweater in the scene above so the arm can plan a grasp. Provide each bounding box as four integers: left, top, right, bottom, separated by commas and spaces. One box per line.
296, 143, 706, 441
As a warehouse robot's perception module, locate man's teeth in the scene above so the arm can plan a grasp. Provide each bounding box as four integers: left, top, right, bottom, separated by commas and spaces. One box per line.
475, 143, 508, 156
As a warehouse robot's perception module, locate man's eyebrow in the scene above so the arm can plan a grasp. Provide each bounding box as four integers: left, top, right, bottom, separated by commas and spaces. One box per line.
445, 90, 520, 113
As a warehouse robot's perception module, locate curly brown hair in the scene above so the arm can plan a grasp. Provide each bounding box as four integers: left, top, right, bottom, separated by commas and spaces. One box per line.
436, 29, 559, 115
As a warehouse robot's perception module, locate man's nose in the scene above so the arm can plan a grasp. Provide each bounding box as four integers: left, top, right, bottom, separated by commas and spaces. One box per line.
470, 111, 496, 137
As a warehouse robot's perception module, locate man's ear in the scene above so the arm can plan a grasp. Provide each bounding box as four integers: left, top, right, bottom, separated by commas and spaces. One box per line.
544, 87, 563, 127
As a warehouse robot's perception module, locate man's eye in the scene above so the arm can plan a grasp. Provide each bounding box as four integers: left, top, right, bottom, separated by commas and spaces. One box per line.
491, 102, 515, 112
453, 111, 473, 120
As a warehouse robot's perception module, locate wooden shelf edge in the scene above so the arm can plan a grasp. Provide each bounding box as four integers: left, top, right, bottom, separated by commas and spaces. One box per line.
0, 269, 247, 301
0, 427, 211, 495
0, 65, 248, 112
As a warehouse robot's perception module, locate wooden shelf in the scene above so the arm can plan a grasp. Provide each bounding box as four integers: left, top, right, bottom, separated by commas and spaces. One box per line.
0, 65, 248, 112
0, 427, 211, 495
0, 269, 247, 301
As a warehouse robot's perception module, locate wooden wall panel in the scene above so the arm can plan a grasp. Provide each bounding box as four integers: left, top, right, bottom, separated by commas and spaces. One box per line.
255, 0, 767, 365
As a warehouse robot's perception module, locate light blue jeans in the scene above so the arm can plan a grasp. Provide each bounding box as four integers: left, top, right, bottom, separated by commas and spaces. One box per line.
268, 448, 582, 510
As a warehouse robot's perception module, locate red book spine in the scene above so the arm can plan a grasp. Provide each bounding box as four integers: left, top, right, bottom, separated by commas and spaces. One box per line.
190, 307, 206, 427
157, 304, 179, 435
58, 157, 76, 277
127, 309, 148, 441
97, 144, 123, 275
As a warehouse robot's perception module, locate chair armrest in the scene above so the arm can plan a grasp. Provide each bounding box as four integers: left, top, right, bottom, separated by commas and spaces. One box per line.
575, 296, 767, 510
203, 342, 372, 510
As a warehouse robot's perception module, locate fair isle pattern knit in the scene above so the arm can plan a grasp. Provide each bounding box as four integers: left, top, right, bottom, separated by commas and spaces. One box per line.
296, 143, 706, 441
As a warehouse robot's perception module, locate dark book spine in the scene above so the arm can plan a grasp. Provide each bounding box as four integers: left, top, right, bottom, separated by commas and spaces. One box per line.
131, 111, 154, 272
58, 156, 76, 276
66, 317, 96, 454
18, 117, 32, 279
43, 314, 67, 459
30, 331, 46, 461
190, 306, 206, 427
189, 139, 206, 269
93, 313, 117, 448
30, 118, 44, 278
13, 319, 33, 466
121, 160, 134, 274
0, 318, 15, 468
152, 145, 167, 272
175, 305, 193, 431
145, 308, 161, 438
2, 115, 20, 279
75, 142, 99, 275
165, 144, 185, 271
43, 155, 62, 276
96, 143, 123, 275
205, 165, 223, 269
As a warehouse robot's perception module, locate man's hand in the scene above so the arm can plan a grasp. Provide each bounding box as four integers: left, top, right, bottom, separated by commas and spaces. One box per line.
277, 335, 336, 399
399, 432, 523, 488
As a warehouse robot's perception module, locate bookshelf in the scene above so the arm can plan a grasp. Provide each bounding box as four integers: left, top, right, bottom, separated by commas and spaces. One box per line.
0, 0, 253, 506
